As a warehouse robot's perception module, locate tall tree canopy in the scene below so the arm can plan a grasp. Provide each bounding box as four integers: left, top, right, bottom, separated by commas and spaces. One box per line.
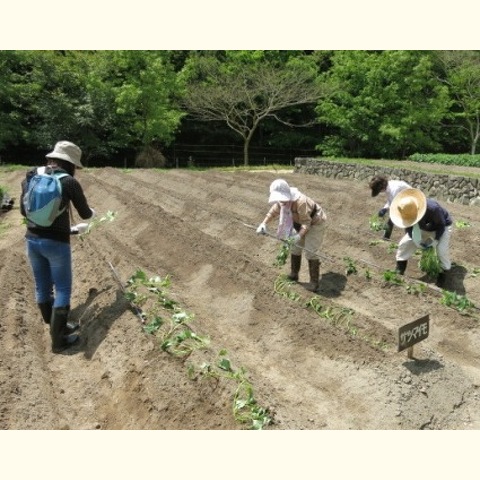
315, 50, 450, 159
180, 51, 328, 165
435, 50, 480, 155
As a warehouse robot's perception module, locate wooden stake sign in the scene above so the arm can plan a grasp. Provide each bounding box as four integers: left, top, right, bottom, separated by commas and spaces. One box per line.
398, 314, 430, 358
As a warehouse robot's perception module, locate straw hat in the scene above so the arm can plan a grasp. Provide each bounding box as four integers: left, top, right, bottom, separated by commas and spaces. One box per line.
46, 141, 83, 169
389, 188, 427, 228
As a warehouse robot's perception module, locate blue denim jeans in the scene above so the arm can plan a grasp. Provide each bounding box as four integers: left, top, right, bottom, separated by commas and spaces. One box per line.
26, 237, 72, 307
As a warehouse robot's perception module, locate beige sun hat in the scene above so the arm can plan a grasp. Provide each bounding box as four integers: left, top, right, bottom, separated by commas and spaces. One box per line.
268, 179, 293, 204
389, 188, 427, 228
46, 140, 83, 169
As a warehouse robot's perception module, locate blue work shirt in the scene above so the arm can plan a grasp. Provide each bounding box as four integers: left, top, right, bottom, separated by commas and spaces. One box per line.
406, 199, 452, 240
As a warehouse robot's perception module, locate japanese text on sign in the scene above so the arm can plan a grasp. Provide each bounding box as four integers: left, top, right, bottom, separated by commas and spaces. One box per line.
398, 315, 430, 352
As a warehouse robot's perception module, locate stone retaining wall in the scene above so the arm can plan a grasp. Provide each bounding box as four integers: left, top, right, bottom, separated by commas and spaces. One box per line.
294, 157, 480, 207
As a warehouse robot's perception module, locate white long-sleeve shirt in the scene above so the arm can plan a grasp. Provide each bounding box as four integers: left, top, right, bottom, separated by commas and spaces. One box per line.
383, 180, 411, 209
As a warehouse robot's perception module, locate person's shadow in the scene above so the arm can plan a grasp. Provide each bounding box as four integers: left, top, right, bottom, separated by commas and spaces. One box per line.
419, 263, 468, 295
58, 287, 131, 358
314, 271, 348, 298
444, 263, 468, 295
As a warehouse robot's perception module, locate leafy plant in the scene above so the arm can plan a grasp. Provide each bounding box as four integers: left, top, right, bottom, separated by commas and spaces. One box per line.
78, 210, 117, 241
126, 269, 272, 429
455, 220, 471, 229
419, 247, 442, 278
383, 269, 404, 285
274, 274, 300, 301
405, 283, 427, 296
274, 238, 294, 267
470, 267, 480, 278
191, 350, 273, 430
387, 242, 398, 254
369, 214, 386, 232
441, 291, 476, 313
344, 256, 358, 275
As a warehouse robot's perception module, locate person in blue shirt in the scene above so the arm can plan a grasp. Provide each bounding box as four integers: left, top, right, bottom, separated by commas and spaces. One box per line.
389, 188, 453, 288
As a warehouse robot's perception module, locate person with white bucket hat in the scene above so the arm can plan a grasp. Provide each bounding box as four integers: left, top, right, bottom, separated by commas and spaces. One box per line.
20, 140, 96, 353
256, 179, 327, 292
389, 187, 453, 287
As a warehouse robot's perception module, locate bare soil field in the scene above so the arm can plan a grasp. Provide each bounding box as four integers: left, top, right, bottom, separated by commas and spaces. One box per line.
1, 165, 480, 430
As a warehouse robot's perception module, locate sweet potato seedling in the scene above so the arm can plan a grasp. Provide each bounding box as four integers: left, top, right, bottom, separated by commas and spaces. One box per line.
419, 247, 442, 278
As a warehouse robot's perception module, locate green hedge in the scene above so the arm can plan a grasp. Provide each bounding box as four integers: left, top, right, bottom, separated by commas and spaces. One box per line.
408, 153, 480, 167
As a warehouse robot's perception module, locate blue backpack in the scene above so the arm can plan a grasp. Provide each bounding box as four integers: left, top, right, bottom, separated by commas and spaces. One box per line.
23, 168, 69, 227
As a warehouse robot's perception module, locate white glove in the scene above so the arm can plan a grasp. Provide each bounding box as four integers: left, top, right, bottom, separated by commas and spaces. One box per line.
71, 223, 89, 235
256, 223, 267, 235
89, 208, 96, 220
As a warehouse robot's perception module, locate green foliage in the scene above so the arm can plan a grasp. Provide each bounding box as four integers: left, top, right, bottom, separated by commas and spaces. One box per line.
405, 283, 427, 296
78, 210, 117, 240
126, 269, 272, 429
383, 270, 404, 285
274, 275, 300, 301
343, 256, 358, 275
418, 247, 442, 278
274, 239, 294, 267
455, 220, 472, 228
181, 51, 325, 165
369, 214, 386, 232
189, 350, 273, 430
440, 290, 476, 313
409, 153, 480, 167
316, 50, 449, 158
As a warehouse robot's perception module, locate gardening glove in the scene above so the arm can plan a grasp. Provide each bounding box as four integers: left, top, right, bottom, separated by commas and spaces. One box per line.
256, 223, 267, 235
420, 238, 437, 250
378, 207, 388, 218
71, 223, 89, 235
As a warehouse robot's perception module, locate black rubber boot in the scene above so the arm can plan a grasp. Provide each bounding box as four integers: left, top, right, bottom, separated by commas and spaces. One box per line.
395, 260, 407, 275
305, 260, 320, 292
38, 301, 53, 325
39, 302, 79, 333
287, 255, 302, 281
50, 307, 80, 353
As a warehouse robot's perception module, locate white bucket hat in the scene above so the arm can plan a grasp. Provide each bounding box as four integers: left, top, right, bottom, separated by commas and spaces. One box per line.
46, 140, 83, 169
268, 179, 293, 204
389, 188, 427, 228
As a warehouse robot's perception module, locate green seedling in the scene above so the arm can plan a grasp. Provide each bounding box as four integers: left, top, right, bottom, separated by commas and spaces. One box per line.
189, 350, 273, 430
387, 242, 398, 254
143, 315, 164, 334
369, 214, 386, 232
441, 291, 476, 313
274, 275, 300, 301
344, 256, 358, 275
455, 220, 471, 229
470, 267, 480, 278
383, 269, 404, 285
274, 238, 294, 267
419, 247, 442, 278
79, 210, 117, 240
365, 268, 372, 280
405, 283, 427, 296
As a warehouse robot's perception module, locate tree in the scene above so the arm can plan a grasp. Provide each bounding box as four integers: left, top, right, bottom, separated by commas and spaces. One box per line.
316, 51, 450, 159
435, 51, 480, 155
180, 51, 327, 166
